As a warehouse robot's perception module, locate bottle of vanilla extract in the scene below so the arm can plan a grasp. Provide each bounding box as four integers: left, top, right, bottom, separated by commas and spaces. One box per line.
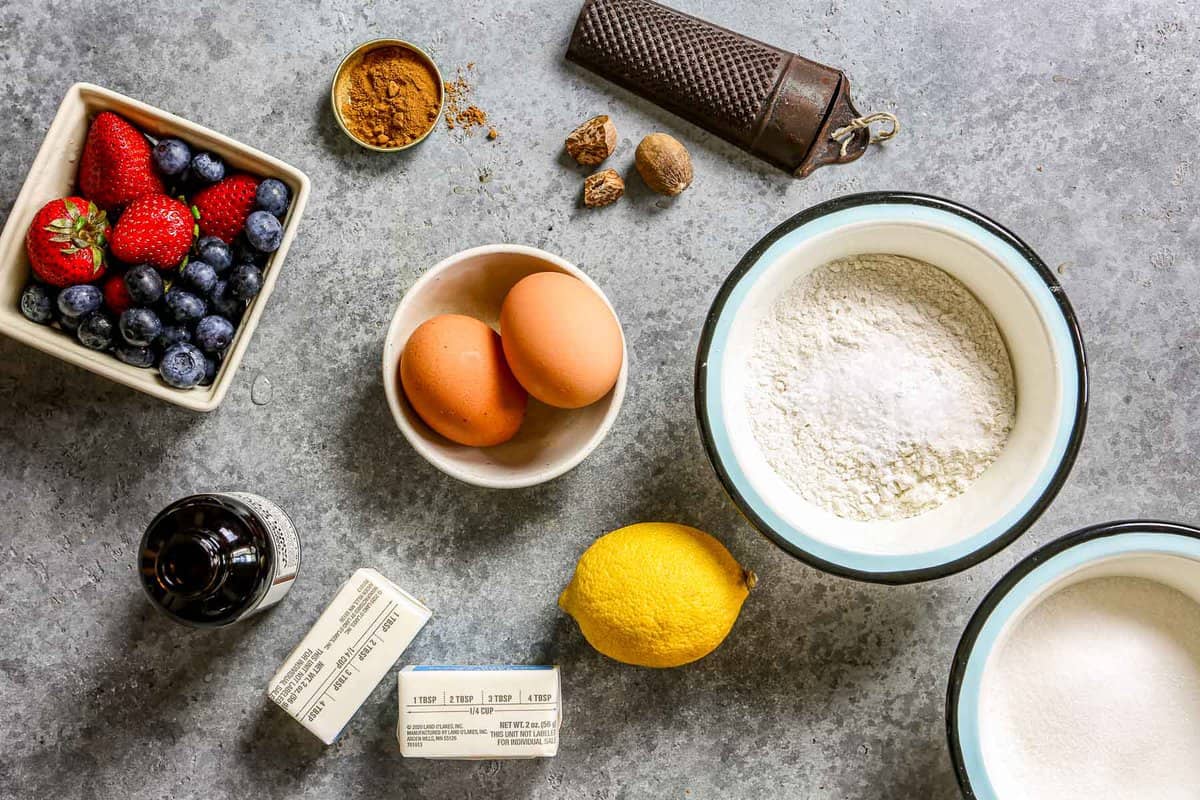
139, 493, 301, 628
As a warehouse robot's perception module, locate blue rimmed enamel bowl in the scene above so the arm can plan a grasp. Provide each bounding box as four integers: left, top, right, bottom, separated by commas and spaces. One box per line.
947, 521, 1200, 798
694, 192, 1087, 584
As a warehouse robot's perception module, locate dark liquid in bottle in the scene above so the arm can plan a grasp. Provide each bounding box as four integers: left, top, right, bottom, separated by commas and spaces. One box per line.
139, 494, 290, 628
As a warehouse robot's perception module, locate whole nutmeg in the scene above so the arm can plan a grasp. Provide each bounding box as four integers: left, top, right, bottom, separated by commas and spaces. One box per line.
635, 133, 693, 196
566, 115, 618, 166
583, 169, 624, 208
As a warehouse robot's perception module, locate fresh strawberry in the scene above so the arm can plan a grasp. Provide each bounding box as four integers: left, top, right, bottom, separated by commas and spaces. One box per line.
193, 173, 259, 244
25, 197, 109, 287
109, 195, 196, 270
78, 112, 164, 211
102, 273, 133, 314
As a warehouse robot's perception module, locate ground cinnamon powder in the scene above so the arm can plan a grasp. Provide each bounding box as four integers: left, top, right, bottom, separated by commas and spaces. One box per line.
339, 46, 441, 148
443, 65, 495, 137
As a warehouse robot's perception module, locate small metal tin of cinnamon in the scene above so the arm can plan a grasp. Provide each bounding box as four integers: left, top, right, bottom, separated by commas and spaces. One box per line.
331, 39, 444, 152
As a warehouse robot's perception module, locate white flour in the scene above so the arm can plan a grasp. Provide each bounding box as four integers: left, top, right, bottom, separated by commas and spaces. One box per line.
981, 577, 1200, 800
746, 254, 1015, 521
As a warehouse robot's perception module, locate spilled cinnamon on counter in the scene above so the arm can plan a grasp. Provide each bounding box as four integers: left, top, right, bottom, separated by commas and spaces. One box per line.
339, 46, 441, 148
444, 64, 496, 137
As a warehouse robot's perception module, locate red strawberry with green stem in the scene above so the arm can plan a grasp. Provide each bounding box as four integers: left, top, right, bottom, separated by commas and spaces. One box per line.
110, 195, 197, 270
193, 173, 258, 244
78, 112, 164, 212
25, 197, 110, 287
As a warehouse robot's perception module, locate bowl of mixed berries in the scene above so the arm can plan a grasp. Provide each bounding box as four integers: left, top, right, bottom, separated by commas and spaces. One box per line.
0, 83, 309, 411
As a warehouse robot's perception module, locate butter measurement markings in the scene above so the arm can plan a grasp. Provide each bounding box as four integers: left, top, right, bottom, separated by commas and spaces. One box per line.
405, 687, 555, 709
295, 600, 395, 718
405, 705, 557, 714
404, 702, 557, 708
405, 699, 556, 714
294, 598, 398, 718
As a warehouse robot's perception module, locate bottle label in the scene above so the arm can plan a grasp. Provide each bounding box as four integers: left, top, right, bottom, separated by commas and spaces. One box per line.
217, 492, 301, 617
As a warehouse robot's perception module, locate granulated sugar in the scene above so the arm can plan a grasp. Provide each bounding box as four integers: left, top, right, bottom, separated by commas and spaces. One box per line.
981, 576, 1200, 800
746, 254, 1015, 521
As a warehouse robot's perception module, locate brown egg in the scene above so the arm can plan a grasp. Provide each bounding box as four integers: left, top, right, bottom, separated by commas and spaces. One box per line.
400, 314, 527, 447
499, 272, 623, 409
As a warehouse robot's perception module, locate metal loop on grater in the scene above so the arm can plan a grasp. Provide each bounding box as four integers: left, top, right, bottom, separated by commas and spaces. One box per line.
831, 112, 901, 158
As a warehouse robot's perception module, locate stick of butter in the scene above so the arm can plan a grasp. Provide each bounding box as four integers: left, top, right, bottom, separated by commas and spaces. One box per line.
267, 568, 431, 744
396, 666, 561, 758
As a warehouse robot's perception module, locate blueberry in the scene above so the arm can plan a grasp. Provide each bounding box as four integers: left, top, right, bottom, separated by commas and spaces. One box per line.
57, 284, 103, 318
181, 261, 218, 295
76, 312, 116, 351
190, 152, 225, 184
244, 211, 283, 253
158, 343, 207, 388
114, 343, 156, 368
208, 280, 243, 320
255, 178, 289, 217
233, 235, 267, 266
124, 264, 164, 305
195, 236, 233, 274
200, 355, 219, 386
20, 284, 54, 324
164, 289, 207, 324
228, 264, 263, 302
57, 313, 82, 333
153, 138, 191, 176
119, 308, 163, 347
194, 315, 235, 353
154, 325, 193, 351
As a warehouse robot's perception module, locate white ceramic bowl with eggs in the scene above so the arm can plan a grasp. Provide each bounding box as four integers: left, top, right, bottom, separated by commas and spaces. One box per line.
695, 192, 1088, 583
382, 244, 628, 489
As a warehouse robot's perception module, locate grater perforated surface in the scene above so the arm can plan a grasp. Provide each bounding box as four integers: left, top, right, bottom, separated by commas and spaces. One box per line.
568, 0, 786, 141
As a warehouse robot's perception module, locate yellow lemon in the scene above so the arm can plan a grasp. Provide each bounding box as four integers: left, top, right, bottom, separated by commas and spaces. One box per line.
558, 522, 755, 668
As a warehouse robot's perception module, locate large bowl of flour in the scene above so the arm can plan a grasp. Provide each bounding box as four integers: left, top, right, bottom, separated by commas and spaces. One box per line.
695, 192, 1087, 583
948, 521, 1200, 800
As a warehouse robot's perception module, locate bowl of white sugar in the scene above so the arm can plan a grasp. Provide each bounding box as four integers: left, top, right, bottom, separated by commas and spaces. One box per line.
695, 192, 1087, 583
948, 521, 1200, 800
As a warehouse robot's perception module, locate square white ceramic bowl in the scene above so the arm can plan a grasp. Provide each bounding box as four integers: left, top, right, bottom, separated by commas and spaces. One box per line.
0, 83, 310, 411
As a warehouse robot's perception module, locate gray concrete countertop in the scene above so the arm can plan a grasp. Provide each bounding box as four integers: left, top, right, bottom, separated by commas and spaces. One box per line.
2, 1, 1197, 797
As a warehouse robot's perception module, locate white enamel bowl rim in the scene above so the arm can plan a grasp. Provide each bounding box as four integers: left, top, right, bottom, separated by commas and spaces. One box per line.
694, 192, 1088, 584
946, 520, 1200, 799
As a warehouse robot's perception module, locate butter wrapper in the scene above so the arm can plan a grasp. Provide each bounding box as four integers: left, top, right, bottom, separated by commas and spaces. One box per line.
397, 666, 561, 758
267, 568, 431, 744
